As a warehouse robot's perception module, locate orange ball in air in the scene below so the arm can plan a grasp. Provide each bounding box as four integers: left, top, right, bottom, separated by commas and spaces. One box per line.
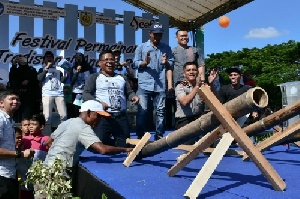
219, 16, 230, 28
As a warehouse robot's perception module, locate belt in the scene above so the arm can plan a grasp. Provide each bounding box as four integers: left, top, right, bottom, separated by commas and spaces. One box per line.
108, 110, 126, 118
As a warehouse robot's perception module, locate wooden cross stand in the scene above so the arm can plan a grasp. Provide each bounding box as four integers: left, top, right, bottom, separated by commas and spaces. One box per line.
123, 132, 151, 167
181, 85, 286, 199
169, 99, 300, 178
243, 119, 300, 160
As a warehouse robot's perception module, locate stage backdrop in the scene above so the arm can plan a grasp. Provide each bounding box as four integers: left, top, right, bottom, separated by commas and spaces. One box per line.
0, 0, 169, 84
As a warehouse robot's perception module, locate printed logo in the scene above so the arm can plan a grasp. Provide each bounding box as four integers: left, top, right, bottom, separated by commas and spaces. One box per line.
0, 2, 5, 16
130, 16, 155, 31
79, 11, 93, 27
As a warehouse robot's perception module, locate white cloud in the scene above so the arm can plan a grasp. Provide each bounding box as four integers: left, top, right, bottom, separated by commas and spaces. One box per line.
244, 27, 289, 39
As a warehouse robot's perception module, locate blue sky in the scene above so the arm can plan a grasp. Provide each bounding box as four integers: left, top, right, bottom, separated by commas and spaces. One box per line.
8, 0, 300, 57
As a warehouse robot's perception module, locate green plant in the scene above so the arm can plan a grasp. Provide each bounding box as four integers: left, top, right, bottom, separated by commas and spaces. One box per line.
102, 193, 108, 199
23, 158, 73, 199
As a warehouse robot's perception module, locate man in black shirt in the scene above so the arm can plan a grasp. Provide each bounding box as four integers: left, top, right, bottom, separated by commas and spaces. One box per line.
219, 67, 251, 104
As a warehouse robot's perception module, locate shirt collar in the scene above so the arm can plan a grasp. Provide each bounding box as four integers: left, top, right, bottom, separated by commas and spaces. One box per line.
0, 109, 14, 125
0, 109, 10, 119
27, 133, 43, 142
146, 40, 161, 48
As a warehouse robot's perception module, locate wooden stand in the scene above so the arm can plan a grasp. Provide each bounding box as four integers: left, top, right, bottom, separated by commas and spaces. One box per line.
243, 120, 300, 160
173, 100, 300, 171
123, 132, 151, 167
183, 85, 285, 199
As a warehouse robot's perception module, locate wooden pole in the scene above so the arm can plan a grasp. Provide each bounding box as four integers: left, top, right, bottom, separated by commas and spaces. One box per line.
138, 86, 268, 158
123, 132, 151, 167
184, 132, 234, 198
196, 85, 286, 191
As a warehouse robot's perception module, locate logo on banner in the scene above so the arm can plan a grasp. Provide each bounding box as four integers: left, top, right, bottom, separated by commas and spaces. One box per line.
79, 11, 93, 27
0, 2, 5, 16
130, 16, 155, 30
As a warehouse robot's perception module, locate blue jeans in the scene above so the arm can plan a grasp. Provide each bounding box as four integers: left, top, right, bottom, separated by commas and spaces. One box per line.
94, 114, 130, 147
136, 88, 166, 138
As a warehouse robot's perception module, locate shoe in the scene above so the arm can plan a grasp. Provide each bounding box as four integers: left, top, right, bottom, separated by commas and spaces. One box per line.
154, 134, 163, 141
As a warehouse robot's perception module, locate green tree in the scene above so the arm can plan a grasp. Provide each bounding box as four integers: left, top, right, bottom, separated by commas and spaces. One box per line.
205, 40, 300, 108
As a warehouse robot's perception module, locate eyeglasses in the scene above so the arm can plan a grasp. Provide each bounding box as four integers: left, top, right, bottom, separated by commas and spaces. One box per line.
100, 58, 114, 62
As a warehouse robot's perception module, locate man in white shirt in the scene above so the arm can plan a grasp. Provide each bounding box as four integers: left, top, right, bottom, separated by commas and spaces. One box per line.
0, 90, 34, 199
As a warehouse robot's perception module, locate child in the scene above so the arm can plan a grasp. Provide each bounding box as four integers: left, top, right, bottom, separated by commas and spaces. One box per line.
15, 127, 34, 199
15, 127, 23, 150
20, 114, 50, 199
20, 118, 30, 136
23, 114, 50, 161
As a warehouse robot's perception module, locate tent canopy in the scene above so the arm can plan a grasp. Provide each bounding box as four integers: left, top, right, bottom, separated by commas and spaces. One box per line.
122, 0, 254, 30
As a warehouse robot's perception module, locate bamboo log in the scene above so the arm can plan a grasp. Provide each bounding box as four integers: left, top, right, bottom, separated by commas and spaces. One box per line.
244, 100, 300, 137
138, 86, 268, 158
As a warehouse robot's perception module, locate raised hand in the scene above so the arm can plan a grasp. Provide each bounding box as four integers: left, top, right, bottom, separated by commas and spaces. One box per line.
77, 65, 82, 72
208, 69, 218, 84
145, 52, 151, 65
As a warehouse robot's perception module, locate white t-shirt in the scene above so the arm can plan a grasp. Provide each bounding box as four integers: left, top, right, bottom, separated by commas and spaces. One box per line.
95, 74, 127, 112
42, 68, 64, 97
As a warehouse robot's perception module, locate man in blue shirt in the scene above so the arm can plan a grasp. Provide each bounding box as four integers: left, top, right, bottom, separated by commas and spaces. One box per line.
133, 22, 174, 140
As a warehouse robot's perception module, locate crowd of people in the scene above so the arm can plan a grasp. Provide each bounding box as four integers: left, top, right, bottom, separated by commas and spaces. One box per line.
0, 22, 262, 198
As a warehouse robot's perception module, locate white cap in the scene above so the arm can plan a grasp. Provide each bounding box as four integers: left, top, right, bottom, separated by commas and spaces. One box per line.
79, 100, 111, 117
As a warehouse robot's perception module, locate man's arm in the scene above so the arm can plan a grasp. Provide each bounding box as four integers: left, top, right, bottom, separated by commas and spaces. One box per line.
79, 127, 132, 155
82, 73, 98, 101
165, 46, 174, 70
71, 71, 79, 85
37, 70, 47, 82
45, 137, 54, 148
196, 51, 205, 81
90, 142, 132, 155
198, 66, 205, 82
218, 86, 226, 104
176, 85, 200, 106
0, 148, 34, 158
133, 44, 149, 68
123, 75, 136, 101
166, 70, 173, 90
0, 148, 20, 158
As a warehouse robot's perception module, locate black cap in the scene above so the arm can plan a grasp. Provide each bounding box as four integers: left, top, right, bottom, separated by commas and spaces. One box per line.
150, 22, 164, 33
225, 67, 241, 75
43, 51, 54, 60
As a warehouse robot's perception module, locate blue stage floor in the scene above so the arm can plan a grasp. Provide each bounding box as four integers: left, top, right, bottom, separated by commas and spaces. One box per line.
79, 132, 300, 199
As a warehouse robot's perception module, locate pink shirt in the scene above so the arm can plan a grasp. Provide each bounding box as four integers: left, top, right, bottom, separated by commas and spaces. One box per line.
23, 133, 49, 152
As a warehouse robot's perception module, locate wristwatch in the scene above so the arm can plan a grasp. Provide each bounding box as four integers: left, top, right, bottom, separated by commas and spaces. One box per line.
16, 150, 23, 158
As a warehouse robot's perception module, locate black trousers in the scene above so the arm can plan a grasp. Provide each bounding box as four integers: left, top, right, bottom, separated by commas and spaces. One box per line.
0, 176, 18, 199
